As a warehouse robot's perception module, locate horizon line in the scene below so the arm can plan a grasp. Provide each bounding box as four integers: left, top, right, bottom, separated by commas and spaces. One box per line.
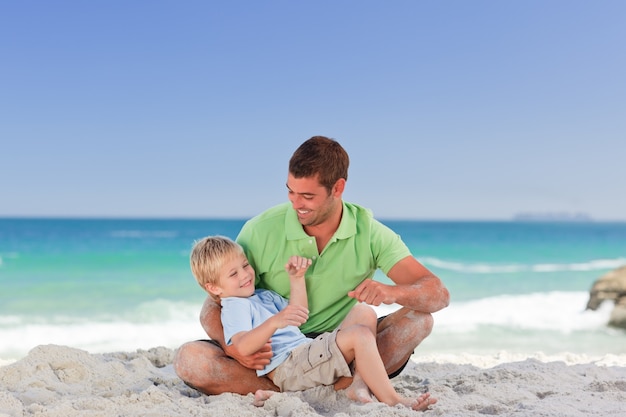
1, 215, 624, 224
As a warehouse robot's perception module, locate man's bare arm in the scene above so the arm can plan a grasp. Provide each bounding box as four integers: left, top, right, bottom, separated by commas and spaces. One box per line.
348, 256, 449, 313
199, 296, 226, 343
199, 296, 273, 370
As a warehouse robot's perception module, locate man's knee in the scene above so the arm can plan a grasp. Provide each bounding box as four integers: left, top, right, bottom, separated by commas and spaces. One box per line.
173, 342, 197, 380
407, 310, 434, 339
173, 341, 221, 383
381, 309, 434, 343
414, 310, 434, 329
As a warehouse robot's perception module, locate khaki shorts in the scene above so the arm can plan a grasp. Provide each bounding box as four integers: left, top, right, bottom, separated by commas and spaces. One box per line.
271, 329, 352, 392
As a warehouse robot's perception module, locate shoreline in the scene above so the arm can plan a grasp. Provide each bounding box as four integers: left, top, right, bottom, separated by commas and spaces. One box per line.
1, 345, 625, 417
3, 346, 626, 369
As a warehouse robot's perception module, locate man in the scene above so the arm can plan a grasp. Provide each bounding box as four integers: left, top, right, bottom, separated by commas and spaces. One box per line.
173, 136, 449, 399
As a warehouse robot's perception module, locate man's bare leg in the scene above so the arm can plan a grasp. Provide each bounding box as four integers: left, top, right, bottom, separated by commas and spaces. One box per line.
173, 341, 278, 395
376, 307, 434, 375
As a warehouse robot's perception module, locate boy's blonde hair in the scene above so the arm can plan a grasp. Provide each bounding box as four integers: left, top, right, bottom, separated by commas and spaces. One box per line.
190, 236, 245, 295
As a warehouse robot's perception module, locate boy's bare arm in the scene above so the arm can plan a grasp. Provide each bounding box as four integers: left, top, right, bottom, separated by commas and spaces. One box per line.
285, 256, 311, 309
231, 303, 309, 355
231, 256, 312, 356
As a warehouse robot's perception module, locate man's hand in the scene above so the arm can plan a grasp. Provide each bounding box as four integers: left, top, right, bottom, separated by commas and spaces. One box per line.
348, 279, 395, 306
223, 340, 273, 371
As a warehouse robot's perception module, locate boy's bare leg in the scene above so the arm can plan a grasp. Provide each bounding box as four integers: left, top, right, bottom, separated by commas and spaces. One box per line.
336, 305, 434, 393
336, 319, 438, 411
253, 390, 275, 407
338, 304, 378, 402
173, 341, 278, 395
409, 393, 438, 411
344, 372, 374, 403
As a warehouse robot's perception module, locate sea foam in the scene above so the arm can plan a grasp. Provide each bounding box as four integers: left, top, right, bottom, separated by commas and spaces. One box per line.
420, 257, 626, 273
1, 292, 622, 364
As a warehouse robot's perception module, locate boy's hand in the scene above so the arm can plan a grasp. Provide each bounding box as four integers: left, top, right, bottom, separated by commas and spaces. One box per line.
285, 256, 312, 279
272, 304, 309, 328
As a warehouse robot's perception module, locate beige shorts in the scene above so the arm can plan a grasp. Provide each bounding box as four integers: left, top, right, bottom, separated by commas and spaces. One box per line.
270, 329, 352, 392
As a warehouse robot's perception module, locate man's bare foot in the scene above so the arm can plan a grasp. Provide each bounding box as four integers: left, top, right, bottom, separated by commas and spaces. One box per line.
253, 389, 275, 407
408, 392, 437, 411
344, 374, 376, 403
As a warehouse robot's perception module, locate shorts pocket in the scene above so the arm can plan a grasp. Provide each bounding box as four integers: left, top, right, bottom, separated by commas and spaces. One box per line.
303, 335, 332, 372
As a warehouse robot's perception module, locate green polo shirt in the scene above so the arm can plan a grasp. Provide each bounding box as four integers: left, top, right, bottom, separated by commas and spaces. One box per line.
236, 201, 411, 334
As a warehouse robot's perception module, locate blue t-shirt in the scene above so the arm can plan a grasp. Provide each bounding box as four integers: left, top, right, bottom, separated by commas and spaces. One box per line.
221, 289, 309, 376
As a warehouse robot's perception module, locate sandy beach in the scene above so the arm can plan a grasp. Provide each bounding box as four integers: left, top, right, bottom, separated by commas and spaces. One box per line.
1, 345, 625, 417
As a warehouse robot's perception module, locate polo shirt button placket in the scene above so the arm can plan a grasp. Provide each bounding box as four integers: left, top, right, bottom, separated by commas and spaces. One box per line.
304, 239, 318, 259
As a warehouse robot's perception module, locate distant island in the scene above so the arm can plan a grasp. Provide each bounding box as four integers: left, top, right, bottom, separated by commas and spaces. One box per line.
512, 212, 593, 222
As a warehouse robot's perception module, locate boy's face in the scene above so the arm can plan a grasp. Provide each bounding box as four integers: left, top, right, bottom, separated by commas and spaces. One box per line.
208, 253, 256, 298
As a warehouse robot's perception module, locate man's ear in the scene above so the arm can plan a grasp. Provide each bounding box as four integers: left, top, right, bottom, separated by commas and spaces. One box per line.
205, 283, 222, 297
333, 178, 346, 197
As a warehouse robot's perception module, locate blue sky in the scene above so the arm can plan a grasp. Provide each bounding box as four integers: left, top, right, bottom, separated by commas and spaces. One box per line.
2, 1, 625, 220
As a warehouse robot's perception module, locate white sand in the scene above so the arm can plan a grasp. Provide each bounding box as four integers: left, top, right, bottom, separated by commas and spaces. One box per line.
1, 345, 625, 417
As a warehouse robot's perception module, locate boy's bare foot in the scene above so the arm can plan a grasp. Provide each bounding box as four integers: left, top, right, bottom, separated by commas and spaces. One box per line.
344, 374, 376, 403
409, 392, 437, 411
253, 389, 275, 407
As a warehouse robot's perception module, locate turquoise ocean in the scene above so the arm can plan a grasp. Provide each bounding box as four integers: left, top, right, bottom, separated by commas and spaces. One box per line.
1, 218, 625, 363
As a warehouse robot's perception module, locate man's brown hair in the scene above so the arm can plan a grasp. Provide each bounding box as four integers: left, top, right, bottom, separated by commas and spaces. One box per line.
288, 136, 349, 193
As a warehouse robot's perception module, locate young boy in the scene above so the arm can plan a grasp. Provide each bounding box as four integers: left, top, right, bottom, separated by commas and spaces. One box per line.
190, 236, 436, 411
